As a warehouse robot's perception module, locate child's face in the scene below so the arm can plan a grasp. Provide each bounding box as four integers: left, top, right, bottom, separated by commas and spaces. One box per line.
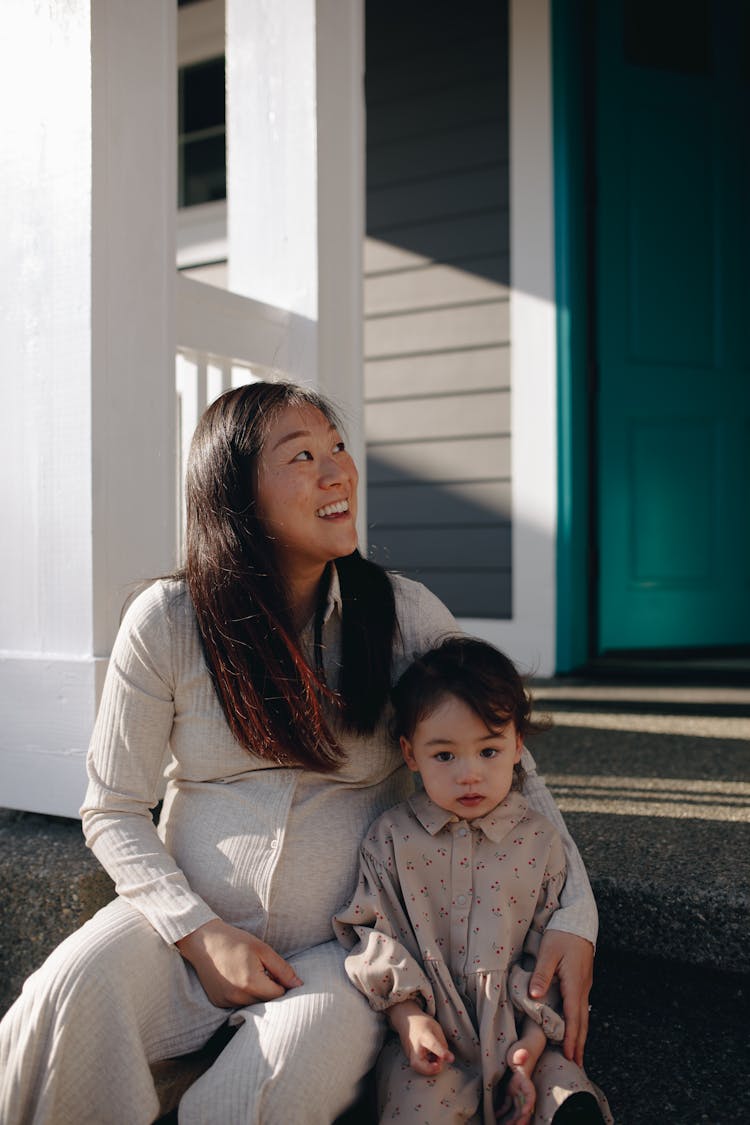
400, 694, 522, 820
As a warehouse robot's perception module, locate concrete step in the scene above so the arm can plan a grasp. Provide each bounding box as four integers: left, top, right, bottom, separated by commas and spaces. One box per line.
530, 679, 750, 975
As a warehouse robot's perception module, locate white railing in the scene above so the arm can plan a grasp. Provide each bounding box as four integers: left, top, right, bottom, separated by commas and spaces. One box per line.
175, 349, 261, 558
174, 273, 295, 559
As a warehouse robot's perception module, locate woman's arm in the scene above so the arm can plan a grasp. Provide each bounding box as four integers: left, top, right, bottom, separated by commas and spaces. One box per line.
519, 777, 596, 1065
176, 919, 302, 1007
521, 747, 598, 945
80, 583, 219, 944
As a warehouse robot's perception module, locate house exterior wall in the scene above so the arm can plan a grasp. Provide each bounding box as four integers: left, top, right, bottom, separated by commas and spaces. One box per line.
363, 2, 512, 619
363, 0, 558, 674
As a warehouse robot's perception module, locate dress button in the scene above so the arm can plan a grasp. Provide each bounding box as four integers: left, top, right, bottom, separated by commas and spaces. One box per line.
458, 827, 468, 837
270, 839, 278, 849
457, 894, 467, 905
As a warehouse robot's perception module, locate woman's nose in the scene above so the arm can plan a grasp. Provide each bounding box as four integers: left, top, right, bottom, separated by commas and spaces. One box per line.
320, 460, 343, 488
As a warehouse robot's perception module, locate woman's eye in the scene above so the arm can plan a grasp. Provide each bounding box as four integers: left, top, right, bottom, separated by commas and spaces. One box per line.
435, 752, 453, 763
292, 449, 313, 462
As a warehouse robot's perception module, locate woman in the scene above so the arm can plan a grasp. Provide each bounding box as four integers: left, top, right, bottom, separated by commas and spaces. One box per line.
0, 381, 597, 1124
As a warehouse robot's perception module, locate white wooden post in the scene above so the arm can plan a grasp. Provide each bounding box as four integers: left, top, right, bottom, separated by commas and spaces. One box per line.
0, 0, 177, 816
225, 0, 366, 528
464, 0, 558, 675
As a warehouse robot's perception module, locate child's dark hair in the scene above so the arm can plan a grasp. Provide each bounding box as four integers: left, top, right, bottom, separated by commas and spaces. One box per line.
392, 637, 551, 791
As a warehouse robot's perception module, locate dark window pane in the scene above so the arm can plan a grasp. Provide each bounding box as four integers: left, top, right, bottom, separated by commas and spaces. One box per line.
180, 135, 226, 207
624, 0, 712, 75
179, 57, 225, 134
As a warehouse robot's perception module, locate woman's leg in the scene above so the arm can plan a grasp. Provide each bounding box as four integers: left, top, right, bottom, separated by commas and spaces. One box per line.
179, 939, 386, 1125
0, 898, 226, 1125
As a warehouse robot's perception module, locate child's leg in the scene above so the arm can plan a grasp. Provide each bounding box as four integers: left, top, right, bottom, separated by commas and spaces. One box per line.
376, 1036, 482, 1125
0, 897, 226, 1125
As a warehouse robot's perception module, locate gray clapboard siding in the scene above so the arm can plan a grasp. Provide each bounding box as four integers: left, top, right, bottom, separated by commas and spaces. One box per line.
369, 526, 511, 570
364, 345, 510, 399
367, 436, 511, 485
365, 212, 509, 271
366, 390, 509, 444
366, 78, 506, 147
367, 124, 510, 190
365, 302, 510, 359
364, 0, 511, 619
369, 480, 511, 527
368, 165, 509, 231
365, 258, 509, 316
399, 571, 512, 620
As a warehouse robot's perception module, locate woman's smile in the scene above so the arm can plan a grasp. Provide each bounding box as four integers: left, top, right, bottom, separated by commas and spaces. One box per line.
255, 403, 359, 584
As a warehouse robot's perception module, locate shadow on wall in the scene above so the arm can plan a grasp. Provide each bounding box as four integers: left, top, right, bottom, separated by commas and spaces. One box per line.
363, 0, 517, 622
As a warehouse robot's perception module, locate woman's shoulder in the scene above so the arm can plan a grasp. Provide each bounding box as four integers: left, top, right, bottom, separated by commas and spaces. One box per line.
117, 576, 196, 647
387, 572, 460, 665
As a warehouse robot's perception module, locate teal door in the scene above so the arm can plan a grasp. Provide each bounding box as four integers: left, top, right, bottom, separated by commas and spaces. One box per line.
595, 0, 750, 651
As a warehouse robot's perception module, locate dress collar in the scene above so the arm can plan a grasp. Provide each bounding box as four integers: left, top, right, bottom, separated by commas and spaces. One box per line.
408, 788, 530, 843
324, 563, 343, 624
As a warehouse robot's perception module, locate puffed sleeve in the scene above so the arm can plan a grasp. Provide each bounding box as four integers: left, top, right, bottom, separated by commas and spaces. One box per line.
80, 582, 218, 944
508, 832, 567, 1043
334, 846, 437, 1016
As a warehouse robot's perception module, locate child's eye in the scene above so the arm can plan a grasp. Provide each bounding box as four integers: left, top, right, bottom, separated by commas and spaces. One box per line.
333, 439, 346, 454
480, 747, 499, 758
292, 449, 313, 462
434, 751, 454, 763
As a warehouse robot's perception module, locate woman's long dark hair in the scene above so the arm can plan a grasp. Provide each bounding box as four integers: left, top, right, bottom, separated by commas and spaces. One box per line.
182, 380, 396, 770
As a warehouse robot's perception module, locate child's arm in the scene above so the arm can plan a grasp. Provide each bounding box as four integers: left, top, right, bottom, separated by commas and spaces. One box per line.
387, 999, 455, 1076
497, 1018, 546, 1125
334, 839, 437, 1018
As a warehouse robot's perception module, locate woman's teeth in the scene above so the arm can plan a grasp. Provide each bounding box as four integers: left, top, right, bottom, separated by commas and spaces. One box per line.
317, 500, 349, 518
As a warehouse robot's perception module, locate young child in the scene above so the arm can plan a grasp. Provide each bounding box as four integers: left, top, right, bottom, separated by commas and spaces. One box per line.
334, 638, 611, 1125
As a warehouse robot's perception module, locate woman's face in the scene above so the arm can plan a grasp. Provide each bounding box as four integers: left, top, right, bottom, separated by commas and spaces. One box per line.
255, 403, 359, 581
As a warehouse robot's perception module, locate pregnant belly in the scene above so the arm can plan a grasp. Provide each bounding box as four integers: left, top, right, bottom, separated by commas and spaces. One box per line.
158, 769, 412, 955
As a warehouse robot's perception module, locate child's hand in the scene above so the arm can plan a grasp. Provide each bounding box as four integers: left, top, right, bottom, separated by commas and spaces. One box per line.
495, 1063, 535, 1123
495, 1017, 545, 1122
403, 1012, 455, 1075
387, 1001, 455, 1076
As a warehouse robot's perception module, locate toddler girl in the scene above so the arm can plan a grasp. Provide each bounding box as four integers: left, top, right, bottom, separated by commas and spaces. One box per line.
334, 637, 611, 1124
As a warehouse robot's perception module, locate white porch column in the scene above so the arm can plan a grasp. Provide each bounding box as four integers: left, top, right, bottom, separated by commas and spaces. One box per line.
0, 0, 176, 816
226, 0, 366, 511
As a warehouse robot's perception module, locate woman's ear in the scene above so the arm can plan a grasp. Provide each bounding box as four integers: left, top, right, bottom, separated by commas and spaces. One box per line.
400, 735, 419, 772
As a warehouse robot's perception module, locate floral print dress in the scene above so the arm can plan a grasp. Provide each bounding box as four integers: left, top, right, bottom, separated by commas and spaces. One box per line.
334, 790, 612, 1124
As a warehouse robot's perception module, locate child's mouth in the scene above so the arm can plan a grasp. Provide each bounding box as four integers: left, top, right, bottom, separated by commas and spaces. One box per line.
458, 795, 484, 806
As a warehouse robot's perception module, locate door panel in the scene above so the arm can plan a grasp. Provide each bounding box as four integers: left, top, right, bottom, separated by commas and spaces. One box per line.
596, 0, 750, 650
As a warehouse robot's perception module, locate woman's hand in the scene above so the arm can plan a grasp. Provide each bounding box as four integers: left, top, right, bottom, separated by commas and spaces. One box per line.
387, 1000, 455, 1076
528, 930, 594, 1065
176, 919, 303, 1008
